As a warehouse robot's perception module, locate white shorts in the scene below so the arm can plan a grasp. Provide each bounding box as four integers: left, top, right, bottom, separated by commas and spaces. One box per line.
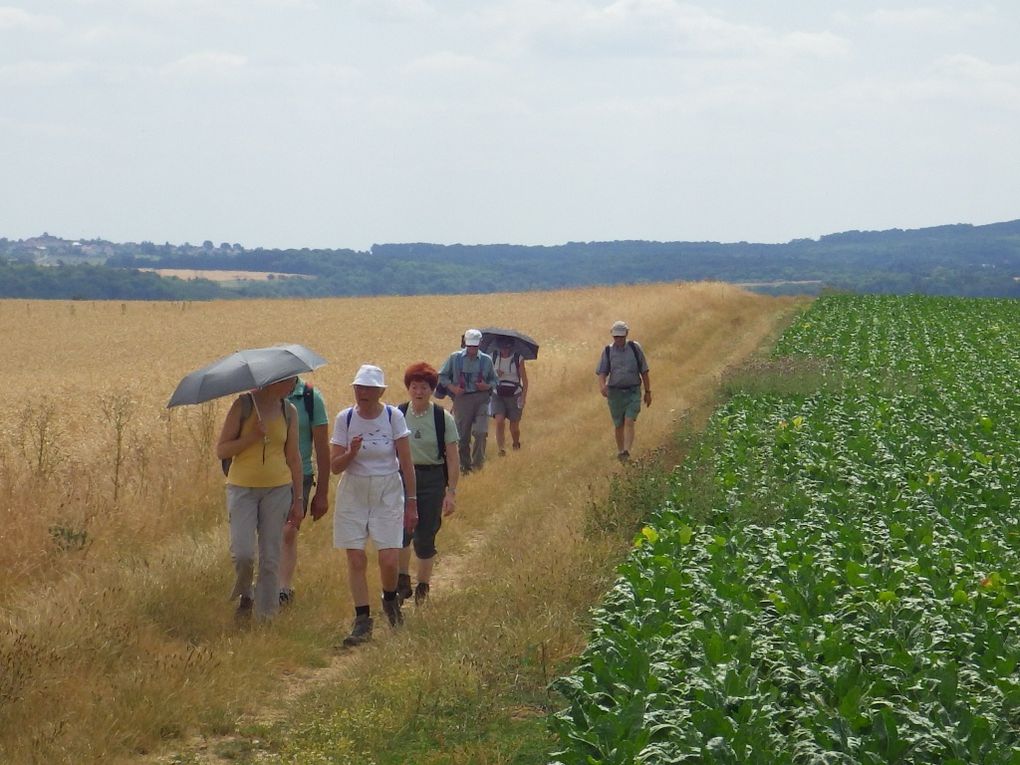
333, 471, 404, 550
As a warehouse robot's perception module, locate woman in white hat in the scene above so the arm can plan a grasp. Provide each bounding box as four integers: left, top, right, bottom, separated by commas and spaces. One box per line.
330, 364, 417, 647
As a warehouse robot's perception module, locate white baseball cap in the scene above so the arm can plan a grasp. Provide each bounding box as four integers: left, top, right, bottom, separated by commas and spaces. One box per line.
610, 320, 629, 337
464, 328, 483, 346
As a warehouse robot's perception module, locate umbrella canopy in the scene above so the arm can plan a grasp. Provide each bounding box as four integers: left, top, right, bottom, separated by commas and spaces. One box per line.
167, 343, 327, 407
478, 327, 539, 360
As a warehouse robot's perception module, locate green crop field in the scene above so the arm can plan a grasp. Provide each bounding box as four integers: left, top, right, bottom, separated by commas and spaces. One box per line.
551, 295, 1020, 764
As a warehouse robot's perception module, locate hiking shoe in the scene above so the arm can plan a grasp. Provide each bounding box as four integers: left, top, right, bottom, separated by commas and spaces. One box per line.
235, 594, 254, 623
498, 449, 507, 457
396, 574, 413, 604
341, 614, 373, 648
617, 450, 630, 462
382, 597, 404, 627
279, 588, 294, 606
461, 465, 473, 475
512, 442, 521, 450
414, 582, 430, 606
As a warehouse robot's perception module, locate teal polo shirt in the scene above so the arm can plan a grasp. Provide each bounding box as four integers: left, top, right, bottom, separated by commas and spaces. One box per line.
287, 378, 329, 476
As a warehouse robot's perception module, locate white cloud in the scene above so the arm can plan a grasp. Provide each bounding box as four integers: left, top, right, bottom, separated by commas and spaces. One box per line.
0, 59, 84, 84
161, 51, 248, 79
347, 0, 435, 23
866, 6, 993, 32
0, 5, 59, 31
403, 51, 496, 77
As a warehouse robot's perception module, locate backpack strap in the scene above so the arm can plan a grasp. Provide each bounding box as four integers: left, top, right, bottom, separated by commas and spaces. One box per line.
302, 383, 315, 420
345, 404, 393, 428
602, 345, 611, 373
432, 403, 445, 463
628, 340, 642, 370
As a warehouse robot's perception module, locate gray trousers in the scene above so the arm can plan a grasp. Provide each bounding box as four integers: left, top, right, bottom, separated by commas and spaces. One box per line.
226, 483, 291, 618
453, 390, 490, 470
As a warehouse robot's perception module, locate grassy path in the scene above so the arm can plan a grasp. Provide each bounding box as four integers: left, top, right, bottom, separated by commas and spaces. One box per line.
146, 284, 802, 765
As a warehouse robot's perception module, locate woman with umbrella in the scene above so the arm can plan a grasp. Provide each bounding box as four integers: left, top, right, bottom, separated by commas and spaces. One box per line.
216, 376, 304, 622
490, 337, 530, 455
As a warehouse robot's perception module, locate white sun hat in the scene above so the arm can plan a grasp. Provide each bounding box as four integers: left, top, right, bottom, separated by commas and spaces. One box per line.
351, 364, 386, 387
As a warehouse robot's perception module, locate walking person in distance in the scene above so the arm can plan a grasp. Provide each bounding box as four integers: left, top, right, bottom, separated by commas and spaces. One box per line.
491, 337, 529, 456
595, 321, 651, 462
438, 328, 497, 474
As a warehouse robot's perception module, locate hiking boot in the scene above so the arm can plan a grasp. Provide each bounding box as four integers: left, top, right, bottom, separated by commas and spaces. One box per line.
279, 588, 294, 606
498, 449, 507, 457
617, 450, 630, 462
396, 573, 413, 604
512, 442, 521, 451
414, 582, 430, 606
235, 594, 254, 623
382, 597, 404, 627
341, 614, 373, 647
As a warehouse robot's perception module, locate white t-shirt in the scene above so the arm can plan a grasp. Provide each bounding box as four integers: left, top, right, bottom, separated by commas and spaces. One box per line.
330, 405, 411, 476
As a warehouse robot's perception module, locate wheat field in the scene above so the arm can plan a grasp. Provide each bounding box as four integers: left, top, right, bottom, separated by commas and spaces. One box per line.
0, 283, 801, 763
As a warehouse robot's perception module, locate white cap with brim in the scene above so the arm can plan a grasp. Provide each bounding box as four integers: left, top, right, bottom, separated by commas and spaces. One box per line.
351, 364, 386, 387
464, 328, 483, 346
610, 320, 629, 336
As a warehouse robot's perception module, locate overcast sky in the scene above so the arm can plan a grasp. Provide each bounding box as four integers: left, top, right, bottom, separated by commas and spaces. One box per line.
1, 1, 1017, 250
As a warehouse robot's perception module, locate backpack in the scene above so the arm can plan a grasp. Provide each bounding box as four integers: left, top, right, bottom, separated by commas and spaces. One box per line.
221, 393, 293, 476
602, 341, 642, 379
301, 383, 316, 420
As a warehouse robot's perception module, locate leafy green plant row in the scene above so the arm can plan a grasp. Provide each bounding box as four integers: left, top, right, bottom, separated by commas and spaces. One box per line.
551, 295, 1020, 764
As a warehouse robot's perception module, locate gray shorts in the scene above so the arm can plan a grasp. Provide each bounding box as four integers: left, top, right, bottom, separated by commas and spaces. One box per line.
490, 391, 524, 422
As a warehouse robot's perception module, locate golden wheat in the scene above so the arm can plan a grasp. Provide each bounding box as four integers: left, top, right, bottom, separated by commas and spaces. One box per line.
0, 283, 800, 763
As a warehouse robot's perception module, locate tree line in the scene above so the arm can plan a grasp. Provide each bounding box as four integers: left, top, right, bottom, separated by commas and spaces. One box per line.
2, 219, 1020, 300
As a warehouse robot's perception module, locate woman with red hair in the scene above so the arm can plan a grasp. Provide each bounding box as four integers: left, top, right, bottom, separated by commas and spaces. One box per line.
396, 362, 460, 605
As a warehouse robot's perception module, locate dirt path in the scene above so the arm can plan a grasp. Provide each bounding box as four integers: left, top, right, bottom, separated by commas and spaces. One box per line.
149, 287, 801, 764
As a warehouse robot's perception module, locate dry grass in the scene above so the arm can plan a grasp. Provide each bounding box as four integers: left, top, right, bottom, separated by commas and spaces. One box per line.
0, 283, 802, 763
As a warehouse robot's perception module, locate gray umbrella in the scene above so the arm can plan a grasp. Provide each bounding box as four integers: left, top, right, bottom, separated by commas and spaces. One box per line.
167, 343, 327, 407
478, 327, 539, 360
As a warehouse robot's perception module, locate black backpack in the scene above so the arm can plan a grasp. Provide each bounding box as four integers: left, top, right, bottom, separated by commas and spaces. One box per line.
398, 402, 448, 485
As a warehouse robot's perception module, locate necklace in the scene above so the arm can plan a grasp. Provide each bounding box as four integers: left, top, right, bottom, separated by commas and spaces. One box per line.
409, 403, 431, 417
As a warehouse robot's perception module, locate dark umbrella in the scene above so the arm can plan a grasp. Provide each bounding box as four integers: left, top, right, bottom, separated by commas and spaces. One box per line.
478, 327, 539, 360
167, 343, 328, 407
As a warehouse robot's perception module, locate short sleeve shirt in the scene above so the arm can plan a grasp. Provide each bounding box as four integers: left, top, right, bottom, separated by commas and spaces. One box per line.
287, 379, 329, 476
595, 341, 649, 388
404, 403, 459, 466
330, 404, 411, 476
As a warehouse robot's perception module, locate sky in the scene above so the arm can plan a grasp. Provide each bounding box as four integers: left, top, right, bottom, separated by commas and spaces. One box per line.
1, 1, 1018, 251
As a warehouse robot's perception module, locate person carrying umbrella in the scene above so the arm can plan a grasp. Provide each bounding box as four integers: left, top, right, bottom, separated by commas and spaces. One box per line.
491, 337, 529, 456
330, 364, 417, 647
438, 328, 498, 473
216, 377, 304, 622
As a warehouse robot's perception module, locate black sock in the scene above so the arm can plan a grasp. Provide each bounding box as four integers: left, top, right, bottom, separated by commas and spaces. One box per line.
382, 590, 397, 601
355, 605, 370, 618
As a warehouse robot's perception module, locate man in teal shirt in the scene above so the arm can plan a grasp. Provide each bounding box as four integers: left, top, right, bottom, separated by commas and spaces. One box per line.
280, 376, 331, 604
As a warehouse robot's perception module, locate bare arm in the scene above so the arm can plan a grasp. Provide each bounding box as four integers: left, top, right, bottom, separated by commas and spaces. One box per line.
310, 423, 330, 520
442, 440, 460, 516
642, 371, 652, 406
519, 359, 529, 403
284, 404, 304, 527
395, 436, 418, 532
330, 439, 361, 474
598, 372, 609, 398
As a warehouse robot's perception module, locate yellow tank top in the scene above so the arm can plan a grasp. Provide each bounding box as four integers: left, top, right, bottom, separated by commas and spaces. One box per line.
226, 404, 292, 488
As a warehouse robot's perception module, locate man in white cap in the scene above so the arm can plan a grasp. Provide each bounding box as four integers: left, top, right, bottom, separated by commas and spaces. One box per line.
330, 364, 417, 647
595, 320, 651, 461
438, 329, 498, 473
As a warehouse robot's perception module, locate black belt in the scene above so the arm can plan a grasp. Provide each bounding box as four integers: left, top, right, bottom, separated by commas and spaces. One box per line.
609, 385, 640, 390
414, 463, 445, 471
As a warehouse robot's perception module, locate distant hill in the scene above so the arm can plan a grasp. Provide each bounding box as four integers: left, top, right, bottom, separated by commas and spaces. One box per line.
2, 219, 1020, 300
